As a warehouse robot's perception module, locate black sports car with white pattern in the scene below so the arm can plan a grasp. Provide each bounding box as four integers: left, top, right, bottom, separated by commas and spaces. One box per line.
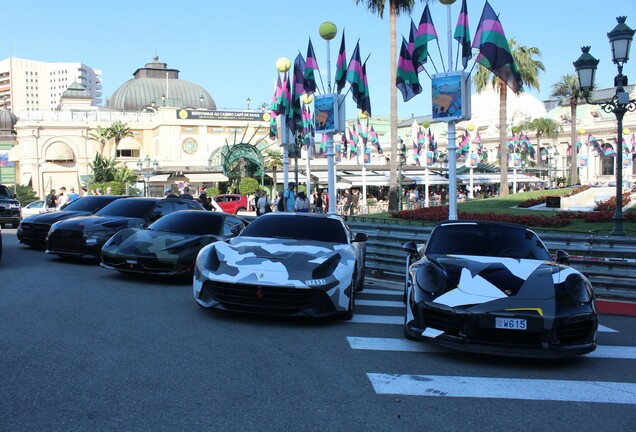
403, 220, 598, 358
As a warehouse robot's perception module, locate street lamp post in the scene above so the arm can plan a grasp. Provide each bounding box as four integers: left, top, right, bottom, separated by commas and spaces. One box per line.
246, 97, 251, 110
161, 93, 166, 107
398, 139, 407, 211
574, 16, 636, 236
136, 155, 159, 197
199, 95, 205, 108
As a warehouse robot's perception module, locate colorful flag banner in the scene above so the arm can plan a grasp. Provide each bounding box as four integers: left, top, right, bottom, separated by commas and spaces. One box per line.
453, 0, 472, 69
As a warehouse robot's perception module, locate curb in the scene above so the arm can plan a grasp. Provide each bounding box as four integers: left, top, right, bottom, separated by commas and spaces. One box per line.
596, 299, 636, 317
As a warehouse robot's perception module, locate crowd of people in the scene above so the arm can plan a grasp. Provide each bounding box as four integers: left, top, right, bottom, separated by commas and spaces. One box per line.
249, 182, 334, 216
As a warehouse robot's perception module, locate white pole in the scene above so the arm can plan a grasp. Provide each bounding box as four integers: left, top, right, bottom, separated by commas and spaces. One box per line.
281, 116, 289, 189
305, 147, 311, 201
425, 167, 430, 207
327, 133, 336, 214
446, 3, 458, 220
469, 167, 474, 199
513, 167, 517, 193
362, 163, 367, 213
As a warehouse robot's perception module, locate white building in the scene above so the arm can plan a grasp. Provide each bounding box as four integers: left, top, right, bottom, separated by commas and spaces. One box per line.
0, 57, 102, 113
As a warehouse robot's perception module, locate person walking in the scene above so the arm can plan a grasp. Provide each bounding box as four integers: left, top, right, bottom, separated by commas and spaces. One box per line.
67, 187, 79, 202
350, 189, 360, 215
198, 186, 211, 210
294, 191, 310, 212
45, 189, 57, 211
312, 190, 323, 213
342, 189, 353, 215
180, 186, 194, 199
57, 186, 70, 208
257, 191, 271, 215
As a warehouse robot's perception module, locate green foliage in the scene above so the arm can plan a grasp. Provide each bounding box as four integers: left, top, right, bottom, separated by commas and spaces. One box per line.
207, 187, 220, 197
109, 121, 133, 145
13, 184, 38, 205
238, 178, 260, 196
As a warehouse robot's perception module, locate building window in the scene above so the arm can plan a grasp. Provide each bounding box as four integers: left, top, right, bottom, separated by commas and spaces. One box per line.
601, 157, 615, 176
116, 149, 140, 158
181, 126, 198, 133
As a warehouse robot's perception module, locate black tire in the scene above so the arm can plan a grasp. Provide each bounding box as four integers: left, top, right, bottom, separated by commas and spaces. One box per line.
355, 264, 365, 292
404, 313, 417, 340
340, 283, 355, 320
236, 207, 246, 215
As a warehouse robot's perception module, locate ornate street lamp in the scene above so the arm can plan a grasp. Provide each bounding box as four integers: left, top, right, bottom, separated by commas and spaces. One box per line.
137, 155, 159, 197
574, 16, 636, 236
246, 97, 251, 110
199, 95, 205, 108
161, 92, 166, 107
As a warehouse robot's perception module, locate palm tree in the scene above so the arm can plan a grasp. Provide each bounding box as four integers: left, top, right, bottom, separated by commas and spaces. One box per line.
88, 125, 113, 156
263, 149, 283, 195
519, 117, 562, 182
473, 38, 544, 195
108, 121, 133, 156
551, 74, 583, 185
89, 153, 120, 182
354, 0, 417, 211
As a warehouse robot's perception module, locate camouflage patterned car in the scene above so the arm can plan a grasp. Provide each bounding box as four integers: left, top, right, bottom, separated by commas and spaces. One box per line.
101, 210, 248, 277
193, 212, 368, 319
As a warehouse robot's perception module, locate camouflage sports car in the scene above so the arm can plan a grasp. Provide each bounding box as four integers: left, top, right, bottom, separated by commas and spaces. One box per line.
101, 211, 248, 276
403, 220, 598, 358
193, 212, 368, 319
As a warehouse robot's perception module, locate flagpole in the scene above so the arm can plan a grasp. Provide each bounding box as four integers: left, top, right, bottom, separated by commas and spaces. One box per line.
445, 1, 458, 220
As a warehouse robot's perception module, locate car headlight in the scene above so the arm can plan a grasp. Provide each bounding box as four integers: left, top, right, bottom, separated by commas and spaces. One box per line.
557, 274, 593, 305
312, 254, 341, 279
203, 246, 221, 272
412, 263, 447, 294
49, 221, 62, 234
9, 203, 20, 209
103, 231, 124, 248
86, 229, 115, 238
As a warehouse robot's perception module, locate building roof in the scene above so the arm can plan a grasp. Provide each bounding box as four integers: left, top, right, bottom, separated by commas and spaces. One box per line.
0, 105, 17, 139
61, 82, 92, 100
107, 56, 216, 111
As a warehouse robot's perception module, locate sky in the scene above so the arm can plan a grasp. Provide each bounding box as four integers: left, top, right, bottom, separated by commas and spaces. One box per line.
3, 0, 634, 120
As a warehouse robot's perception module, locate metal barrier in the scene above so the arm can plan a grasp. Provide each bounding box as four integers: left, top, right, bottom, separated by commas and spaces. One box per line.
346, 220, 636, 302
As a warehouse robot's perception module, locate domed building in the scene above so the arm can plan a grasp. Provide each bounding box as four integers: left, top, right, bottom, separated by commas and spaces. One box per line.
0, 103, 18, 184
107, 57, 216, 111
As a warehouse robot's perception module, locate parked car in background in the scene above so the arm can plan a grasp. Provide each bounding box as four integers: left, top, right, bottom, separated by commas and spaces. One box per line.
101, 211, 248, 277
194, 213, 367, 319
402, 220, 598, 358
0, 184, 21, 228
46, 197, 205, 260
214, 194, 248, 214
20, 200, 46, 219
17, 195, 124, 248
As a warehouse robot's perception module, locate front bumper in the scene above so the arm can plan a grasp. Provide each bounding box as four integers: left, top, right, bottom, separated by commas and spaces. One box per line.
46, 230, 106, 259
406, 301, 598, 358
101, 251, 192, 276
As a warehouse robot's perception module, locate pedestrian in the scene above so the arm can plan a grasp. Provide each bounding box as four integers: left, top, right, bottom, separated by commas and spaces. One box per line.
81, 186, 89, 197
57, 186, 70, 208
294, 191, 310, 212
67, 187, 79, 202
45, 189, 57, 211
350, 189, 360, 215
198, 186, 211, 210
283, 182, 296, 212
180, 186, 194, 199
95, 188, 102, 195
257, 191, 272, 215
253, 190, 262, 216
313, 190, 324, 213
106, 186, 113, 195
342, 189, 353, 215
164, 188, 178, 198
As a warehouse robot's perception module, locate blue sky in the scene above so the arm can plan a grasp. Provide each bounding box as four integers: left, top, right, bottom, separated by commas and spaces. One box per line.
3, 0, 633, 119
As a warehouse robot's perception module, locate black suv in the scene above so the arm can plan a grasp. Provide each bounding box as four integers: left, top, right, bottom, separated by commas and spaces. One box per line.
0, 184, 20, 228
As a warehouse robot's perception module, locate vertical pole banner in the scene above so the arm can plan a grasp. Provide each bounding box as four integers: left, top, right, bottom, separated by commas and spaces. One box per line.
314, 94, 345, 214
466, 152, 478, 199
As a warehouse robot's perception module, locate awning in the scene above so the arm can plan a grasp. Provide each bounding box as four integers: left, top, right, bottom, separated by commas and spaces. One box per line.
403, 174, 449, 185
21, 173, 32, 186
116, 138, 141, 150
185, 173, 229, 182
147, 174, 170, 182
45, 142, 74, 161
457, 174, 548, 184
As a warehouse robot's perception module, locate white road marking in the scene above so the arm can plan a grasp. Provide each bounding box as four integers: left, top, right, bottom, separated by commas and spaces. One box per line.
347, 336, 636, 360
598, 324, 619, 333
356, 299, 404, 308
361, 288, 402, 296
367, 373, 636, 404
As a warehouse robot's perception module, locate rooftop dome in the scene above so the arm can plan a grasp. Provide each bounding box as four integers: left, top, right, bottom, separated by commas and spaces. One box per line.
0, 104, 17, 139
107, 56, 217, 111
61, 82, 92, 99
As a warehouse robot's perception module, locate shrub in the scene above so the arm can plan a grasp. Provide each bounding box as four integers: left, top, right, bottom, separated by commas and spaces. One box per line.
238, 178, 260, 196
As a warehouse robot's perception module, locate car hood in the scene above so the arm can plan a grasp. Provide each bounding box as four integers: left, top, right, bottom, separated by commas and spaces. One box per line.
429, 254, 572, 306
211, 236, 351, 280
21, 210, 91, 224
108, 228, 218, 255
56, 215, 145, 231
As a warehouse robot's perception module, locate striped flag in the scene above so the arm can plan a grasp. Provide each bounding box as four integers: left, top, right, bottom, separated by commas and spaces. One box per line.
335, 31, 347, 94
396, 37, 422, 102
631, 132, 636, 153
603, 143, 616, 157
453, 0, 472, 69
472, 1, 523, 93
303, 38, 319, 94
587, 133, 602, 154
412, 5, 438, 72
346, 42, 370, 116
369, 126, 382, 155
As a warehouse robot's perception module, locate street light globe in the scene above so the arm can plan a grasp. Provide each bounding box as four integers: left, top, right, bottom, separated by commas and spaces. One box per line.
276, 57, 291, 73
319, 21, 338, 41
439, 0, 457, 4
358, 111, 368, 119
422, 120, 431, 128
578, 128, 586, 135
263, 112, 271, 121
467, 124, 474, 131
623, 127, 631, 135
301, 93, 313, 105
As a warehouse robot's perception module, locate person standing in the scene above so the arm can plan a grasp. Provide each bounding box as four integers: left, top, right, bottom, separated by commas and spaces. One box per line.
253, 190, 262, 216
342, 189, 353, 215
294, 191, 310, 212
57, 186, 70, 208
180, 186, 194, 199
198, 186, 211, 210
257, 191, 271, 215
45, 189, 57, 211
350, 189, 360, 215
283, 182, 296, 213
312, 190, 323, 213
105, 186, 113, 195
67, 187, 79, 202
81, 187, 90, 197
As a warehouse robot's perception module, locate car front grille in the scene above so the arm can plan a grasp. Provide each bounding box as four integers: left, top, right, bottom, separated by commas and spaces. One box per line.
102, 255, 180, 274
20, 223, 51, 238
554, 316, 597, 346
48, 229, 84, 251
200, 281, 330, 315
420, 306, 464, 335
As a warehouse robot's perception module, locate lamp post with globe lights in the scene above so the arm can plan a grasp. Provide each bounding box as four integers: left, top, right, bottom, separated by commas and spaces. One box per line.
574, 16, 636, 236
136, 155, 159, 197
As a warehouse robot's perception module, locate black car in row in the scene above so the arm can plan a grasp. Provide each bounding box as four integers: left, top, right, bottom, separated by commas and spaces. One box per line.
45, 197, 205, 259
0, 184, 21, 228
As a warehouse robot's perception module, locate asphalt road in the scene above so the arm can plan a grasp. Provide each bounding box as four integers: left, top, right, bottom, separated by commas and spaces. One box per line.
1, 228, 635, 431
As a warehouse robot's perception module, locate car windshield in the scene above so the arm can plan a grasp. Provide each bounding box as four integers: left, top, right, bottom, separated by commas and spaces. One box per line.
62, 196, 121, 212
240, 215, 348, 244
96, 199, 156, 218
149, 211, 224, 235
0, 185, 13, 198
426, 223, 552, 260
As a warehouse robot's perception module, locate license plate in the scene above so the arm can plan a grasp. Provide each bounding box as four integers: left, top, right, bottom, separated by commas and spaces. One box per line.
126, 259, 138, 265
495, 317, 527, 330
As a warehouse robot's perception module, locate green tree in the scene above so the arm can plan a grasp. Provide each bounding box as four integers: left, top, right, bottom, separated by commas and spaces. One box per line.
551, 74, 583, 185
89, 153, 120, 183
108, 121, 133, 150
238, 178, 260, 196
354, 0, 417, 211
263, 149, 283, 195
88, 125, 113, 156
14, 184, 38, 205
473, 38, 544, 195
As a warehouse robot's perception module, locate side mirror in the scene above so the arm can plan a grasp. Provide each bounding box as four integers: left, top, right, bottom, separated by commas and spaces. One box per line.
555, 250, 570, 265
149, 211, 162, 222
353, 232, 368, 242
230, 224, 243, 236
12, 194, 18, 199
403, 241, 419, 256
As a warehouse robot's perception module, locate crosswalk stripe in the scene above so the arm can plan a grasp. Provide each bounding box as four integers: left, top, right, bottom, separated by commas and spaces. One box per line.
361, 289, 402, 296
366, 373, 636, 404
347, 336, 636, 360
350, 314, 618, 332
356, 299, 404, 308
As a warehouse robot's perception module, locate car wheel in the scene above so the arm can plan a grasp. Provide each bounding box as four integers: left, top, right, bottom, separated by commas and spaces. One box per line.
236, 207, 246, 214
340, 282, 355, 320
355, 263, 365, 292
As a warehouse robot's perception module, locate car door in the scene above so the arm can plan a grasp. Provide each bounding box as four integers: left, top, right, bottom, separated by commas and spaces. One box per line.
148, 200, 175, 223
